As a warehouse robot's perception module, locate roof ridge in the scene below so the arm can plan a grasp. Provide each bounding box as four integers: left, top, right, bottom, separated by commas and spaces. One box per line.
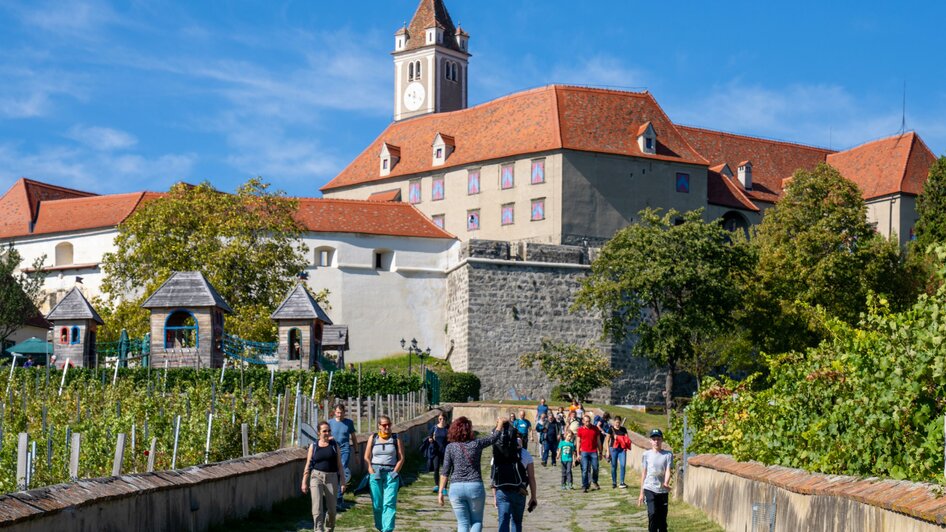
550, 84, 649, 97
297, 196, 414, 205
677, 124, 835, 153
829, 130, 918, 156
38, 190, 151, 204
18, 178, 98, 197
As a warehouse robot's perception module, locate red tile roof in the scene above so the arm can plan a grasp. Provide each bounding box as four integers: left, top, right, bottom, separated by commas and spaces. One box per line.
403, 0, 463, 53
678, 125, 834, 203
26, 192, 160, 238
323, 85, 707, 192
0, 178, 96, 239
826, 132, 935, 198
293, 198, 454, 239
367, 189, 403, 202
707, 165, 760, 212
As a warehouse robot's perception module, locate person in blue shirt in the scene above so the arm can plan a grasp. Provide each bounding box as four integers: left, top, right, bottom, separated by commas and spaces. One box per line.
328, 404, 358, 509
536, 398, 549, 421
512, 409, 532, 450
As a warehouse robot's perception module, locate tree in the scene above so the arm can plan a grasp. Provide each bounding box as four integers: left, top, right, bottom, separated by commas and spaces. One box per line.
744, 163, 916, 354
913, 156, 946, 250
100, 178, 315, 341
573, 208, 751, 413
519, 339, 621, 402
0, 245, 45, 343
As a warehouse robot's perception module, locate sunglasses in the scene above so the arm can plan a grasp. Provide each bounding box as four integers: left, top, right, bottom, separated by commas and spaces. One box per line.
379, 423, 391, 427
320, 430, 331, 433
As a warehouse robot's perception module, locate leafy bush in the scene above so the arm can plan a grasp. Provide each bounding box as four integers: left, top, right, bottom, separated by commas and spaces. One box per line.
682, 267, 946, 482
439, 372, 481, 403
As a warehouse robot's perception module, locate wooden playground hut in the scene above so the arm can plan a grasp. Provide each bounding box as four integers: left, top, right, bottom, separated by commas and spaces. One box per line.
270, 283, 332, 370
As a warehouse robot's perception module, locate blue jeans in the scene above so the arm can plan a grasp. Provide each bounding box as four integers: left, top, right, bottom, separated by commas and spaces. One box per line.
609, 448, 626, 485
448, 481, 486, 532
495, 489, 525, 532
338, 447, 351, 503
580, 451, 599, 489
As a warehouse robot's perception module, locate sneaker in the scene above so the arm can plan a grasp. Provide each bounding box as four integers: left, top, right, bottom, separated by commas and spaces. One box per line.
583, 487, 589, 493
618, 483, 628, 489
568, 483, 574, 490
612, 483, 617, 489
592, 482, 600, 491
560, 484, 566, 491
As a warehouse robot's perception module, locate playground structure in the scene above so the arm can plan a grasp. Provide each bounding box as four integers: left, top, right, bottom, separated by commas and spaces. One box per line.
47, 271, 341, 370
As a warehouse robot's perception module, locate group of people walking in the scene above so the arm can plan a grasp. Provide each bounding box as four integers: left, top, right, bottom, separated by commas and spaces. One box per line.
300, 399, 672, 532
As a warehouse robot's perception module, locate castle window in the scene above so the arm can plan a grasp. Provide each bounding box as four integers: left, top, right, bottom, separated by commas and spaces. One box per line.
646, 138, 654, 151
467, 169, 480, 195
55, 242, 74, 266
165, 310, 198, 349
432, 176, 445, 201
531, 198, 546, 221
675, 173, 690, 194
467, 209, 480, 231
501, 164, 515, 189
408, 180, 422, 204
288, 328, 302, 361
501, 203, 515, 226
531, 159, 546, 184
70, 326, 80, 345
374, 249, 394, 271
314, 246, 335, 268
415, 61, 422, 80
432, 214, 445, 229
382, 159, 388, 170
409, 62, 414, 81
60, 327, 68, 344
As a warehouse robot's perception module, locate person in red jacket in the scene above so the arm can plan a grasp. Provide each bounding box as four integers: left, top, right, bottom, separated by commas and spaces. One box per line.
574, 415, 602, 492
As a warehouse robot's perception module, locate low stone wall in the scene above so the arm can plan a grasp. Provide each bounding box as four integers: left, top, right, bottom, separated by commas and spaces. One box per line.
684, 454, 946, 532
0, 407, 450, 532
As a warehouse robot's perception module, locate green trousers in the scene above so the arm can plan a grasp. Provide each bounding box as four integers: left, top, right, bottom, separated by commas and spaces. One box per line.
368, 468, 400, 532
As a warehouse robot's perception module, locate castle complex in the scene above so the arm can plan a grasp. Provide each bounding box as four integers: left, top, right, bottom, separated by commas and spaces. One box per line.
0, 0, 939, 404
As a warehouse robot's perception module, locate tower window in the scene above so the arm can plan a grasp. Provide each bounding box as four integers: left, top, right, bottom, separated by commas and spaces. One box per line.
409, 62, 414, 81
415, 61, 422, 80
165, 310, 198, 349
70, 326, 80, 345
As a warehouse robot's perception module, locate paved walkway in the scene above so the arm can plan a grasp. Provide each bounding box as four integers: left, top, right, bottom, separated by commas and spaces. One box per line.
336, 439, 654, 532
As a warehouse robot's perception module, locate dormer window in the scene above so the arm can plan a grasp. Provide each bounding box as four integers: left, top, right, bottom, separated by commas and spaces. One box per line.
738, 161, 753, 190
380, 143, 400, 176
426, 27, 443, 45
637, 122, 657, 155
432, 133, 455, 166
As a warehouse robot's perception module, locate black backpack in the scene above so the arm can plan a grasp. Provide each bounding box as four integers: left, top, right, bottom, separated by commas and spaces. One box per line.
491, 446, 528, 490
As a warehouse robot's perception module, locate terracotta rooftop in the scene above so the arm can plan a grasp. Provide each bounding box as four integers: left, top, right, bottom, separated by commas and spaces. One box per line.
367, 189, 402, 202
678, 125, 834, 204
826, 132, 935, 198
402, 0, 464, 53
707, 165, 760, 212
27, 192, 160, 239
0, 178, 97, 239
293, 197, 454, 239
322, 85, 708, 192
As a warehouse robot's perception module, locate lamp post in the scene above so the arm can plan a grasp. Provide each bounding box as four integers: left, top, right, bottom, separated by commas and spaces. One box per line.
400, 338, 430, 376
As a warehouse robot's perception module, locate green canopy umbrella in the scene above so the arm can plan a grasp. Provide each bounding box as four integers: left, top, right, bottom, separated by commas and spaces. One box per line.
7, 337, 53, 356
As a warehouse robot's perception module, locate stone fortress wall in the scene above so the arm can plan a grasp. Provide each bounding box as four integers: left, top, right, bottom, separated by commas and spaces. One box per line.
446, 239, 688, 405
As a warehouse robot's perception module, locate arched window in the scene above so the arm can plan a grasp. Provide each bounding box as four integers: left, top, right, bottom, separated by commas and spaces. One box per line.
408, 62, 414, 81
55, 242, 74, 266
721, 211, 751, 239
70, 326, 80, 345
288, 328, 302, 361
314, 246, 335, 268
415, 61, 422, 80
165, 310, 198, 349
60, 327, 68, 344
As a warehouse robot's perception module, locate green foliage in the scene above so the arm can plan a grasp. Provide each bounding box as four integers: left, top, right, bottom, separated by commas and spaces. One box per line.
744, 163, 917, 354
573, 208, 751, 408
0, 246, 46, 343
519, 339, 621, 402
439, 372, 481, 402
914, 156, 946, 250
100, 179, 317, 342
0, 365, 421, 493
683, 250, 946, 481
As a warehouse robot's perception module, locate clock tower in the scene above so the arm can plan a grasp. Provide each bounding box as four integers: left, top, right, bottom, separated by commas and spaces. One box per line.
393, 0, 470, 122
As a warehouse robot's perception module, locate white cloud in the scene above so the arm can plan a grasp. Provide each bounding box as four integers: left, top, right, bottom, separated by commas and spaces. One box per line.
549, 55, 648, 90
0, 142, 196, 193
66, 125, 137, 151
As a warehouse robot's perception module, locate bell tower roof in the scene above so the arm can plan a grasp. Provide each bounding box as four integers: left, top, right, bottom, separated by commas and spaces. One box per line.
403, 0, 465, 53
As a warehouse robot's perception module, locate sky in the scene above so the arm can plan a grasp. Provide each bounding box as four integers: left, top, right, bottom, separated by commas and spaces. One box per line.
0, 0, 944, 197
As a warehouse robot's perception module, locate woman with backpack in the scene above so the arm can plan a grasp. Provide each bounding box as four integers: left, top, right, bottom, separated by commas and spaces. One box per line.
364, 415, 405, 532
426, 412, 450, 493
605, 416, 631, 489
301, 421, 345, 532
438, 416, 505, 532
490, 422, 538, 532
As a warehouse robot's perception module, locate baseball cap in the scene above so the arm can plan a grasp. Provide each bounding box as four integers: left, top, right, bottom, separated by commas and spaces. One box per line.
649, 429, 664, 439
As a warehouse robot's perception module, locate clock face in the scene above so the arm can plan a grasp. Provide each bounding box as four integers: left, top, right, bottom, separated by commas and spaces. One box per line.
404, 82, 425, 112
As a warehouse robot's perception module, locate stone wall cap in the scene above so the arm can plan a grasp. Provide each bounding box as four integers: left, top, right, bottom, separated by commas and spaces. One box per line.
688, 453, 946, 524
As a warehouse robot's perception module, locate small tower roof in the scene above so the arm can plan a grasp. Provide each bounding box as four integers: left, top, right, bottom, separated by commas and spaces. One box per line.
270, 283, 332, 323
46, 287, 104, 324
141, 271, 234, 313
403, 0, 464, 53
321, 325, 349, 349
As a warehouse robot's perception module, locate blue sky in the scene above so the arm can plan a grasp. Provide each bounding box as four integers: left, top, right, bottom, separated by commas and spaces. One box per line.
0, 0, 944, 197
